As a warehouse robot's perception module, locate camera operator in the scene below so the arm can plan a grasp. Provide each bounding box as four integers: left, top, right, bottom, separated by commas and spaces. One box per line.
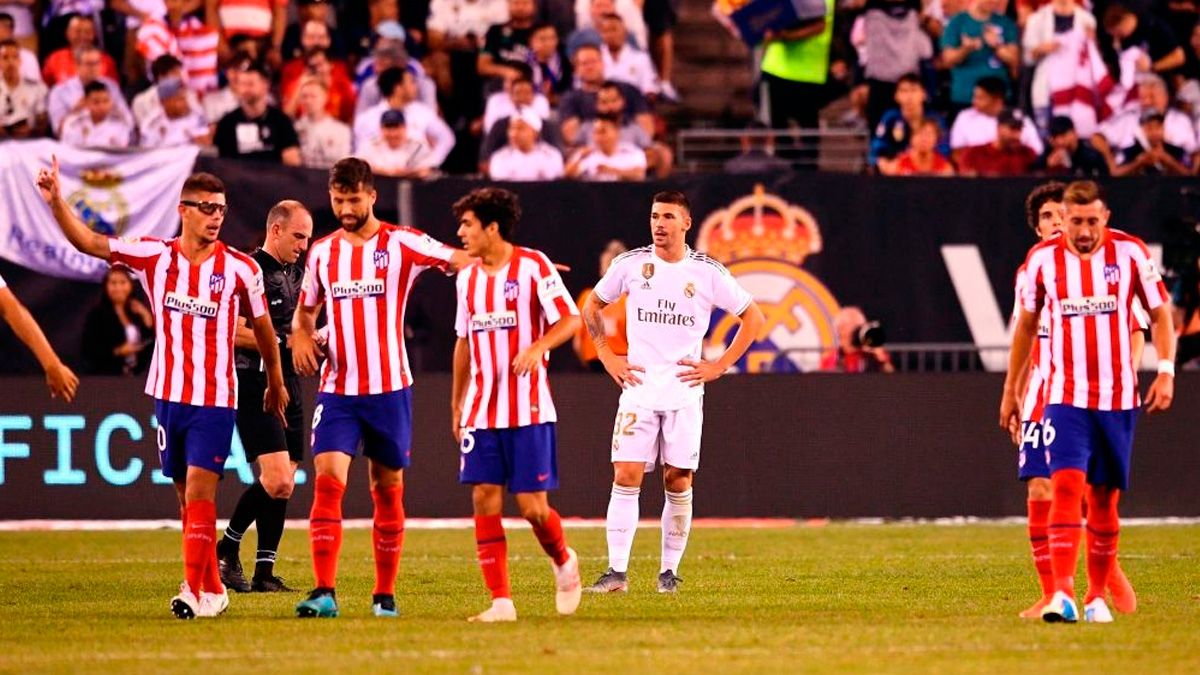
819, 306, 894, 373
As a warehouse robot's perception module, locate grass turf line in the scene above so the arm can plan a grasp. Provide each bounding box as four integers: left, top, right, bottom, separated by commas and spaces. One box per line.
0, 525, 1197, 673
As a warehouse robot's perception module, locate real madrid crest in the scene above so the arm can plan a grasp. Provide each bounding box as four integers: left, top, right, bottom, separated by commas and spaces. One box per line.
642, 262, 655, 280
66, 167, 130, 236
684, 281, 695, 298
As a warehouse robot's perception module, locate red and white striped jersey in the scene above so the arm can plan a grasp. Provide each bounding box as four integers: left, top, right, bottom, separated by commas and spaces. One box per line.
454, 247, 578, 429
137, 17, 220, 93
109, 237, 267, 408
1020, 229, 1168, 411
300, 223, 454, 396
1013, 265, 1052, 422
216, 0, 286, 39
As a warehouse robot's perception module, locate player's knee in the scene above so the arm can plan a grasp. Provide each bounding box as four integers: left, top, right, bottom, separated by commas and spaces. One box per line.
663, 467, 693, 492
262, 475, 294, 500
1027, 479, 1053, 501
613, 465, 644, 488
519, 502, 550, 524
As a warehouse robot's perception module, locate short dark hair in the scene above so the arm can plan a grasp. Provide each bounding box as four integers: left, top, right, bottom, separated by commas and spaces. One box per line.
0, 12, 14, 27
599, 80, 626, 96
1024, 182, 1065, 233
266, 199, 308, 228
0, 38, 17, 51
594, 112, 621, 127
975, 76, 1007, 99
150, 54, 183, 81
378, 66, 407, 99
329, 157, 375, 193
452, 187, 521, 240
1102, 3, 1133, 31
1063, 180, 1104, 206
83, 80, 109, 96
531, 22, 557, 35
652, 190, 690, 215
182, 172, 226, 197
509, 62, 534, 82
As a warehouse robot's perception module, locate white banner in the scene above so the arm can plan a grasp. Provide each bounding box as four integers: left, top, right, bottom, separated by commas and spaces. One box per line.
0, 140, 200, 280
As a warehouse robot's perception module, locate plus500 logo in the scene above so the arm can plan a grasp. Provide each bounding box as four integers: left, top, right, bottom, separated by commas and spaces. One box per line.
0, 413, 307, 486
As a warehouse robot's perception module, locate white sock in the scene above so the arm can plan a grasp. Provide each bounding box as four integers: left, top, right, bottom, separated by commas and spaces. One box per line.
606, 484, 641, 573
660, 488, 693, 574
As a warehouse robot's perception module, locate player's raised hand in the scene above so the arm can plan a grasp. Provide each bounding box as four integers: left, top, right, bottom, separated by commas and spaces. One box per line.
676, 358, 726, 387
36, 155, 62, 204
599, 351, 644, 388
1144, 373, 1174, 414
263, 380, 290, 426
292, 330, 321, 376
45, 361, 79, 402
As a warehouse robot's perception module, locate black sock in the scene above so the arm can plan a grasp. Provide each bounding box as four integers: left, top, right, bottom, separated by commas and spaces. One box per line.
254, 496, 289, 578
222, 481, 270, 552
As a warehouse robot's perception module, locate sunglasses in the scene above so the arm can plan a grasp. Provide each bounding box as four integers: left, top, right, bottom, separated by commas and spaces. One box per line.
180, 200, 228, 216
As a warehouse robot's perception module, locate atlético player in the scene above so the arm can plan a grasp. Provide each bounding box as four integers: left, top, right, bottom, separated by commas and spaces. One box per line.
450, 187, 583, 622
583, 191, 764, 594
1010, 183, 1137, 619
1002, 180, 1175, 624
38, 159, 289, 619
292, 158, 470, 618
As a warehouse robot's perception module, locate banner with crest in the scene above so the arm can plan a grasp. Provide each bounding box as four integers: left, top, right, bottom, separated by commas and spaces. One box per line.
0, 140, 200, 280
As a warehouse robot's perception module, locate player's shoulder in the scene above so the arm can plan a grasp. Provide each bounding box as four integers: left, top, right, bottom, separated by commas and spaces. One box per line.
1108, 228, 1151, 256
686, 248, 732, 276
223, 243, 261, 270
1023, 234, 1061, 266
515, 246, 555, 271
609, 245, 652, 270
308, 230, 341, 254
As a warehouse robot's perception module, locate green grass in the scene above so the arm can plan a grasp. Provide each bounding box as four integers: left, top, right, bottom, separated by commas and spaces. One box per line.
1, 524, 1198, 673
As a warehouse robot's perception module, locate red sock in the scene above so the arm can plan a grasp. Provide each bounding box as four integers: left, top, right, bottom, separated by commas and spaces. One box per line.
310, 475, 346, 589
531, 508, 570, 566
1027, 499, 1054, 598
370, 485, 405, 596
474, 514, 510, 600
183, 500, 216, 596
1047, 469, 1086, 596
1084, 486, 1120, 603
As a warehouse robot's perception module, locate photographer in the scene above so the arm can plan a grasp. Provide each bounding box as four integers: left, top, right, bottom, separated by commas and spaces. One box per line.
819, 306, 894, 373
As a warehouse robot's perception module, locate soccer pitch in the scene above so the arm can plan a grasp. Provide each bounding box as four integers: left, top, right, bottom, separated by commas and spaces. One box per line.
1, 524, 1197, 673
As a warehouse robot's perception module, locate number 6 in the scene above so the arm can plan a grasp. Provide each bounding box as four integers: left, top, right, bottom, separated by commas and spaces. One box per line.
1041, 419, 1056, 447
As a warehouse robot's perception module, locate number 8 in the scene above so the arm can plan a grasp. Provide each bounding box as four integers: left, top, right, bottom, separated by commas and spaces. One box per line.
312, 403, 324, 429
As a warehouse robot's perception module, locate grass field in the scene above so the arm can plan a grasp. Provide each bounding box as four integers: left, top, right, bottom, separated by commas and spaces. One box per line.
1, 523, 1198, 673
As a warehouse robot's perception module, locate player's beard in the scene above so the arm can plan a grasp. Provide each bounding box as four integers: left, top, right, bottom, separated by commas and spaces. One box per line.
340, 212, 369, 232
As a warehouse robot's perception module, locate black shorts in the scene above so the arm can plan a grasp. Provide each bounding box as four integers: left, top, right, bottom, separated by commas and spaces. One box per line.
643, 0, 679, 35
236, 371, 305, 463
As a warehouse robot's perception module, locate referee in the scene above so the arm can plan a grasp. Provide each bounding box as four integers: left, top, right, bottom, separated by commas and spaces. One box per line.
217, 200, 313, 592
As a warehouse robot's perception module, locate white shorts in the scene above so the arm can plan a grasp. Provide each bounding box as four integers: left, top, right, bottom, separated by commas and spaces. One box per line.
609, 398, 703, 473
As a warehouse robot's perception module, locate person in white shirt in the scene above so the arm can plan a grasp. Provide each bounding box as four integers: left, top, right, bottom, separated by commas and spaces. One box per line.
1092, 73, 1196, 168
0, 38, 46, 138
354, 66, 456, 167
488, 106, 565, 180
138, 77, 211, 147
949, 75, 1044, 164
482, 69, 550, 133
0, 13, 40, 82
47, 45, 132, 135
60, 80, 134, 148
132, 54, 203, 130
572, 0, 647, 49
294, 77, 351, 169
565, 113, 647, 181
580, 190, 765, 594
203, 56, 248, 129
356, 108, 436, 178
598, 13, 660, 99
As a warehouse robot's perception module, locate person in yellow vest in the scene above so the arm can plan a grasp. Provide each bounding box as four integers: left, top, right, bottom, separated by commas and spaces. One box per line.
574, 239, 629, 370
758, 0, 836, 130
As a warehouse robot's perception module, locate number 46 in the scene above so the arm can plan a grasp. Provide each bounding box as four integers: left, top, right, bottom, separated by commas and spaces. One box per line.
1022, 419, 1057, 449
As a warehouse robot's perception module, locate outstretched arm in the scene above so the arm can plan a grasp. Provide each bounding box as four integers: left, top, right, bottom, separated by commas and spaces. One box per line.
0, 287, 79, 401
36, 156, 110, 260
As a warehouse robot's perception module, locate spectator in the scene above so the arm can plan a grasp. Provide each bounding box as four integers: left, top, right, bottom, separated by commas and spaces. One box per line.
0, 6, 34, 50
819, 306, 894, 373
42, 15, 120, 87
1112, 109, 1191, 175
576, 79, 672, 176
642, 0, 677, 97
949, 76, 1044, 164
879, 118, 955, 175
758, 0, 836, 129
860, 0, 934, 128
957, 108, 1039, 176
214, 63, 301, 164
478, 112, 564, 170
1033, 116, 1110, 176
1093, 73, 1197, 167
599, 12, 660, 99
488, 106, 565, 179
202, 54, 249, 127
354, 36, 438, 114
1023, 0, 1105, 135
281, 47, 356, 123
478, 0, 538, 82
279, 20, 348, 90
211, 0, 287, 67
138, 76, 211, 147
1102, 3, 1185, 84
136, 0, 221, 94
354, 66, 456, 166
0, 38, 46, 138
526, 22, 571, 103
281, 0, 346, 61
570, 0, 646, 53
81, 268, 155, 376
559, 44, 652, 146
722, 121, 793, 174
294, 78, 351, 168
573, 239, 629, 370
132, 54, 203, 130
565, 112, 647, 180
870, 73, 949, 171
1176, 20, 1200, 127
427, 0, 509, 95
48, 45, 132, 135
60, 80, 134, 148
940, 0, 1019, 113
0, 12, 40, 82
483, 68, 550, 133
357, 108, 437, 178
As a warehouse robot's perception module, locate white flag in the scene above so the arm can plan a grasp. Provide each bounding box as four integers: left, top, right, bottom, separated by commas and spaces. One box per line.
0, 139, 200, 280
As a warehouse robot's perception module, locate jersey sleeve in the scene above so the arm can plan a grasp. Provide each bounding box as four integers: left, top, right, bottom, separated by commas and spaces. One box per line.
237, 258, 268, 319
592, 255, 629, 304
1130, 244, 1169, 311
0, 272, 6, 290
1020, 253, 1046, 314
1131, 298, 1151, 332
299, 246, 325, 307
396, 226, 455, 273
711, 262, 754, 315
107, 236, 166, 272
454, 270, 471, 339
533, 252, 579, 325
